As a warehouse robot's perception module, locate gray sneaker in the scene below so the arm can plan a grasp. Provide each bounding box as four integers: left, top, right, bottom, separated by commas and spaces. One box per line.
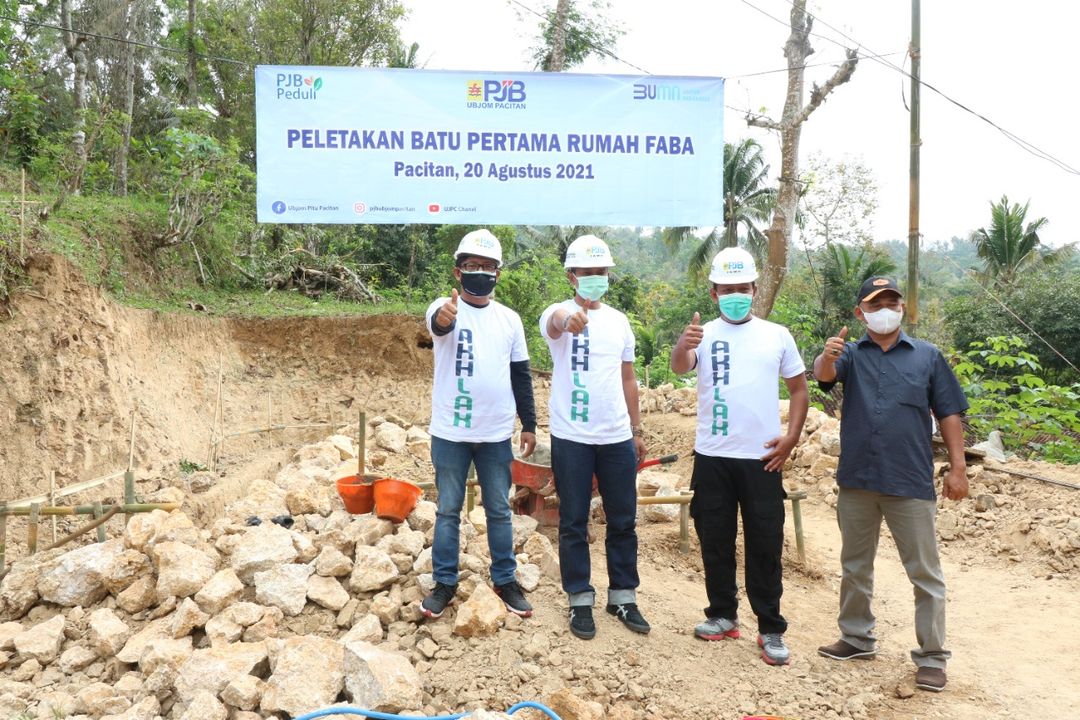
758, 633, 791, 665
694, 617, 740, 640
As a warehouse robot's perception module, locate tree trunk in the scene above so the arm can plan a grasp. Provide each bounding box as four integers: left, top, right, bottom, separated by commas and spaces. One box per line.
186, 0, 198, 106
747, 0, 857, 317
60, 0, 88, 194
544, 0, 571, 72
117, 0, 137, 196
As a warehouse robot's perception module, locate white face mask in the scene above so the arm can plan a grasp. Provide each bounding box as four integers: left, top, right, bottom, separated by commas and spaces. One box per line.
863, 307, 903, 334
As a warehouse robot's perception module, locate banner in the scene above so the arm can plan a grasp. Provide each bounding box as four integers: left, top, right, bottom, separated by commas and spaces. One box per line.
255, 67, 724, 226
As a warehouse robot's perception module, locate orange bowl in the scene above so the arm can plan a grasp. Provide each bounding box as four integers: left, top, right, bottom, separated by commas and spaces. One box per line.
373, 477, 423, 523
336, 474, 376, 514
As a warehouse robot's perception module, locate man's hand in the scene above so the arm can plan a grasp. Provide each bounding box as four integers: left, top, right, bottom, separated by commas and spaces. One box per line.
679, 312, 703, 351
762, 434, 798, 472
519, 432, 536, 459
823, 326, 849, 363
563, 309, 589, 335
943, 464, 969, 501
435, 288, 459, 328
633, 435, 647, 463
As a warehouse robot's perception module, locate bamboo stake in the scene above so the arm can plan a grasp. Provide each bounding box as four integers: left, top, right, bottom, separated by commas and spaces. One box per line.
93, 501, 105, 543
19, 168, 25, 257
49, 471, 57, 543
6, 470, 126, 509
27, 503, 40, 554
358, 410, 367, 476
215, 358, 224, 465
267, 393, 273, 448
125, 410, 137, 504
0, 502, 7, 573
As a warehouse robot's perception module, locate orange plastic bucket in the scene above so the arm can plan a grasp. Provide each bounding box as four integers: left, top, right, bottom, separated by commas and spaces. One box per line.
336, 475, 376, 514
373, 477, 423, 523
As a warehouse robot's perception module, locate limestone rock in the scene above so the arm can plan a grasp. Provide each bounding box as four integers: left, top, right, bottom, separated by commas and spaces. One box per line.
329, 435, 358, 460
261, 636, 345, 716
349, 547, 400, 592
0, 621, 23, 650
642, 485, 680, 522
809, 453, 839, 477
511, 514, 539, 550
314, 546, 353, 577
37, 540, 128, 607
58, 645, 98, 673
115, 617, 171, 664
406, 500, 437, 532
194, 569, 245, 615
229, 524, 299, 583
100, 695, 159, 720
13, 614, 65, 663
341, 614, 384, 644
308, 575, 350, 611
115, 575, 156, 614
221, 674, 265, 711
0, 553, 50, 619
124, 510, 170, 552
412, 547, 433, 574
154, 541, 218, 600
88, 608, 131, 658
178, 689, 227, 720
224, 478, 289, 523
544, 688, 604, 720
467, 506, 488, 534
347, 516, 395, 548
138, 636, 193, 675
452, 583, 505, 638
515, 563, 541, 592
375, 423, 408, 453
76, 682, 130, 716
254, 564, 313, 616
173, 641, 269, 703
343, 640, 422, 713
287, 480, 332, 517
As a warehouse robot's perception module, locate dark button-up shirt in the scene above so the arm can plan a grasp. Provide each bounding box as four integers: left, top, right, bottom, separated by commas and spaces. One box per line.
818, 331, 969, 500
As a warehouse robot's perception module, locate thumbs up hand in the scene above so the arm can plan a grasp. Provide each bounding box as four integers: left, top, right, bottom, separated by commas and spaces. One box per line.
680, 311, 704, 351
435, 288, 459, 329
824, 325, 848, 363
562, 309, 589, 335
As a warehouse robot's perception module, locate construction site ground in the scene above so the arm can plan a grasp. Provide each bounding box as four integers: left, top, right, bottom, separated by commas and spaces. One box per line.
1, 255, 1078, 719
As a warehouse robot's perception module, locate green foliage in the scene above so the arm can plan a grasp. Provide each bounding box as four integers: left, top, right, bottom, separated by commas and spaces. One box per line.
945, 268, 1080, 385
953, 335, 1080, 462
529, 0, 624, 71
178, 458, 208, 473
970, 195, 1060, 287
493, 255, 569, 370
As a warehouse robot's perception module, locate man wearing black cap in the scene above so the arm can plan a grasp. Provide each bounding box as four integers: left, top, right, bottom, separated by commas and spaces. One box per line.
812, 277, 969, 693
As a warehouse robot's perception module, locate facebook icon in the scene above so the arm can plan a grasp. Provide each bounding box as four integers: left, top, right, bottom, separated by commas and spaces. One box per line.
271, 200, 286, 214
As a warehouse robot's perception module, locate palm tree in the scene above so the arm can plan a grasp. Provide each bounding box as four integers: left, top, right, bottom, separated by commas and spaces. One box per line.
664, 138, 775, 279
971, 196, 1060, 287
819, 243, 897, 330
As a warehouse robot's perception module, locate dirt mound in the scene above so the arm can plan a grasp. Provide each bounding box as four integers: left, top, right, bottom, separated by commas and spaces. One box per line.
0, 253, 432, 504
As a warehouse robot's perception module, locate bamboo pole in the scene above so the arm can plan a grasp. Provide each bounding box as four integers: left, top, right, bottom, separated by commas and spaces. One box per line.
0, 502, 182, 517
125, 410, 137, 504
41, 506, 121, 553
49, 471, 57, 543
6, 470, 126, 509
27, 503, 40, 554
93, 501, 105, 543
358, 411, 367, 476
0, 502, 7, 573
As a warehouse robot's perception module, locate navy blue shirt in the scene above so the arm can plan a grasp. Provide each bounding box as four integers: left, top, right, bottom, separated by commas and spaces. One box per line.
818, 331, 969, 500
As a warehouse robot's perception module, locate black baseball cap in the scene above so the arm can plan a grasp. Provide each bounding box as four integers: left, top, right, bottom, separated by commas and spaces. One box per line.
857, 276, 903, 304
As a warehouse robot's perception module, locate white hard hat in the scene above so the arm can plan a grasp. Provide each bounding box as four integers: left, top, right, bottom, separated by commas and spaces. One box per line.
708, 247, 758, 284
564, 235, 615, 269
455, 229, 502, 265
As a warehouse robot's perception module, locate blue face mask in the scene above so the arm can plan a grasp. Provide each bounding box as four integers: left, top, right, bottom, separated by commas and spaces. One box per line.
718, 292, 753, 322
576, 275, 609, 301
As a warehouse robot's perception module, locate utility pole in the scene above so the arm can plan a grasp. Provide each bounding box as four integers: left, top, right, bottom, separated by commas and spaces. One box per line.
907, 0, 921, 334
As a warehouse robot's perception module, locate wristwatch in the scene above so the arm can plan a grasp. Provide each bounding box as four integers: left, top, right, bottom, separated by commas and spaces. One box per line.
631, 425, 644, 437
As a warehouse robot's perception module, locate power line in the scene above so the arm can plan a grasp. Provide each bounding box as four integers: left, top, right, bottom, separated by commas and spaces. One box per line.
507, 0, 652, 74
741, 0, 1080, 177
4, 14, 250, 67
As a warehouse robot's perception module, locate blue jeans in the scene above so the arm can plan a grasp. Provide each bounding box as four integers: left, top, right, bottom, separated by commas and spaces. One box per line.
551, 436, 639, 606
430, 435, 517, 587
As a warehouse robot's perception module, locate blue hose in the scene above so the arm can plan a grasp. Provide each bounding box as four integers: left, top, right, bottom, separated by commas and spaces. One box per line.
292, 701, 562, 720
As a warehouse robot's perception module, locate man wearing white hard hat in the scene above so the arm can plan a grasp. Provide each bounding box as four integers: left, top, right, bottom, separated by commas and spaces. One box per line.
421, 229, 537, 620
540, 235, 649, 640
671, 246, 809, 666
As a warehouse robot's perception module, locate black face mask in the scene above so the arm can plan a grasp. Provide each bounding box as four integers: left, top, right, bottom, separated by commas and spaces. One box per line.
460, 271, 497, 297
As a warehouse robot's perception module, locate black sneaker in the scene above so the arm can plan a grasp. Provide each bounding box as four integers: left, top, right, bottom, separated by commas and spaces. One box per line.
569, 606, 596, 639
494, 581, 534, 618
606, 603, 651, 634
421, 582, 457, 618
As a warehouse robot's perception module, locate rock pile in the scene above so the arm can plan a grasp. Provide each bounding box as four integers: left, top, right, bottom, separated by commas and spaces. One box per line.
0, 431, 558, 720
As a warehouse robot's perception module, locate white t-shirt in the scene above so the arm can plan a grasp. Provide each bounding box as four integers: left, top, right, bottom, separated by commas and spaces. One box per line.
426, 297, 529, 442
540, 300, 635, 444
694, 316, 805, 459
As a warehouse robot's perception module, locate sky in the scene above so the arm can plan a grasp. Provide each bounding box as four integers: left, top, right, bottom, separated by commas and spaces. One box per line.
400, 0, 1080, 248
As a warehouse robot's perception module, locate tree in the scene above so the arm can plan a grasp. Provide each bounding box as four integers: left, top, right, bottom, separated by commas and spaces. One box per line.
746, 0, 858, 317
388, 40, 421, 69
527, 0, 623, 72
970, 195, 1065, 287
60, 0, 89, 186
801, 153, 878, 247
817, 243, 896, 331
663, 138, 776, 279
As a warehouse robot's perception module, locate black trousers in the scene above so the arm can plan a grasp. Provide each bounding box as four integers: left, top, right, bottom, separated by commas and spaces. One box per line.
690, 453, 787, 634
